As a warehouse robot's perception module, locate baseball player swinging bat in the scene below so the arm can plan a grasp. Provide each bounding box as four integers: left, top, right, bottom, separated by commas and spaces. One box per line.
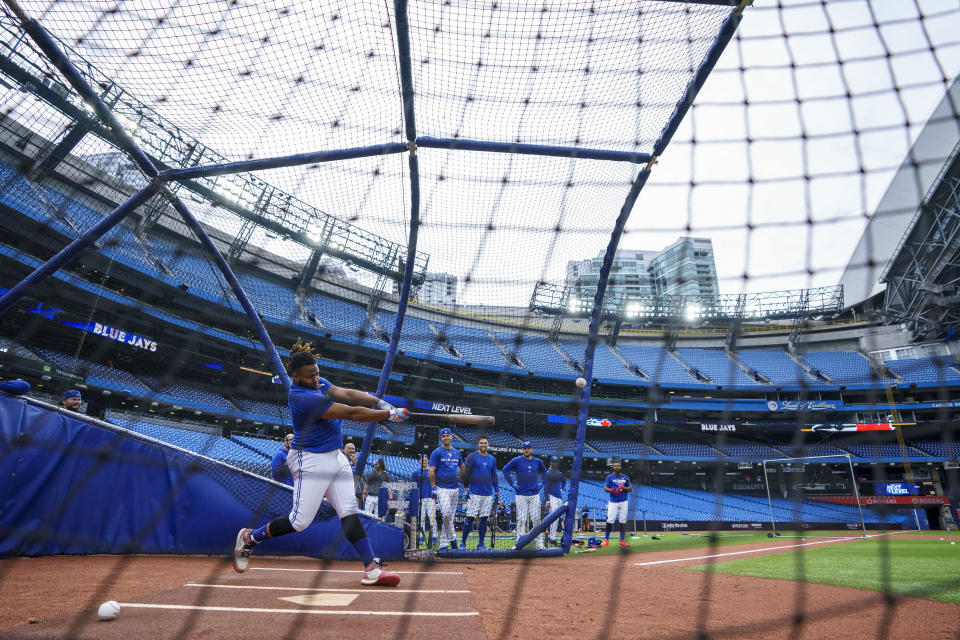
407, 412, 495, 426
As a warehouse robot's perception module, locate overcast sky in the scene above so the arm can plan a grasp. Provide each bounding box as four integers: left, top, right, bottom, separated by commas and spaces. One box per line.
5, 0, 960, 308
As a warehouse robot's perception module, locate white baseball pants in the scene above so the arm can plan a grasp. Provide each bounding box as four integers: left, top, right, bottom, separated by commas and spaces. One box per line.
607, 500, 629, 523
418, 497, 437, 538
547, 495, 563, 538
363, 496, 379, 518
286, 449, 359, 531
514, 494, 544, 550
466, 494, 494, 518
435, 487, 459, 547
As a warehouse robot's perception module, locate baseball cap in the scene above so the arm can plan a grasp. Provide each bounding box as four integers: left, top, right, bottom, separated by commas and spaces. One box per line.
61, 389, 81, 400
521, 440, 532, 448
439, 427, 453, 436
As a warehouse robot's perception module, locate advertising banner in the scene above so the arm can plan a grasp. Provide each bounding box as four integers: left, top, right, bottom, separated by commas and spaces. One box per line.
767, 400, 844, 412
812, 495, 950, 506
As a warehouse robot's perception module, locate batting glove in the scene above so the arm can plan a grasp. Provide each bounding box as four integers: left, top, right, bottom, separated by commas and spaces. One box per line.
376, 398, 396, 412
388, 407, 409, 422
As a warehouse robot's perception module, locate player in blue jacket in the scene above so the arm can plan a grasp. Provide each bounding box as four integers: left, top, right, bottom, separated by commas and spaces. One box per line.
603, 459, 632, 547
543, 457, 565, 545
270, 433, 295, 486
429, 427, 464, 550
502, 442, 548, 550
461, 435, 498, 550
233, 339, 408, 586
409, 454, 436, 546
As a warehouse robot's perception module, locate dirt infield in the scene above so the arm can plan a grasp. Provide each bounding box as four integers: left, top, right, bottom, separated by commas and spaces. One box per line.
1, 539, 958, 639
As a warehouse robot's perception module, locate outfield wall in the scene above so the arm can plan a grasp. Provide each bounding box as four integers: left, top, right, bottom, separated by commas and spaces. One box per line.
0, 393, 404, 559
589, 521, 908, 534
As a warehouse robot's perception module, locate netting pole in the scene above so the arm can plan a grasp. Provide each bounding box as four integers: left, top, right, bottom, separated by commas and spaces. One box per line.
5, 6, 292, 391
762, 459, 778, 536
846, 454, 868, 538
560, 167, 652, 553
0, 185, 157, 316
355, 0, 420, 479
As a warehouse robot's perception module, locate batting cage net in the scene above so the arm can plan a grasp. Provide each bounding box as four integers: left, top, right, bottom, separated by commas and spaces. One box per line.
1, 0, 960, 637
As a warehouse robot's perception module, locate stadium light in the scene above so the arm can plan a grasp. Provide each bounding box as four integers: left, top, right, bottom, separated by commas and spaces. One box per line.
684, 303, 701, 323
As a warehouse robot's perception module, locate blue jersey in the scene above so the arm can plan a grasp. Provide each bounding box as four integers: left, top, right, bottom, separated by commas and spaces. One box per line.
288, 381, 341, 453
544, 469, 565, 499
429, 446, 463, 489
502, 455, 547, 496
271, 449, 293, 486
464, 452, 498, 496
604, 472, 631, 503
409, 468, 435, 499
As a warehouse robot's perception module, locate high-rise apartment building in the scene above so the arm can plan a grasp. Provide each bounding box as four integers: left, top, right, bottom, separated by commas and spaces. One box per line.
565, 237, 719, 311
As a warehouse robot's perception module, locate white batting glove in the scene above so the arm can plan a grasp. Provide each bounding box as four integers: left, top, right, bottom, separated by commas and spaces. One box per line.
388, 407, 409, 423
376, 398, 396, 412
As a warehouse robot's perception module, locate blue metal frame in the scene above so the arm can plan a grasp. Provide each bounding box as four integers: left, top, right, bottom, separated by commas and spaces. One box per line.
417, 137, 651, 164
159, 143, 409, 182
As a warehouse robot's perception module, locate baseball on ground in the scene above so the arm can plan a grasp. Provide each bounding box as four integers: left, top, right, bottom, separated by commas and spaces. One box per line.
98, 601, 120, 621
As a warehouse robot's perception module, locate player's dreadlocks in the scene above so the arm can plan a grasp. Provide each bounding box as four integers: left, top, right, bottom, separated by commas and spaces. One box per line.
287, 338, 318, 374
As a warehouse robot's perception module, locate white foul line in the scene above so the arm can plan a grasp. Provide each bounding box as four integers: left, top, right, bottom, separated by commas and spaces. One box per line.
186, 583, 470, 594
633, 535, 874, 566
250, 567, 462, 576
118, 603, 478, 617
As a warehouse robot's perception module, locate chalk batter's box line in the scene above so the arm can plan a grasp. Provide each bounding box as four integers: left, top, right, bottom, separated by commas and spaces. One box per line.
118, 603, 479, 617
250, 567, 463, 575
186, 583, 471, 594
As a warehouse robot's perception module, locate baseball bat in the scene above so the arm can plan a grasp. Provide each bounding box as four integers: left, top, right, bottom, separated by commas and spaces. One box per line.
407, 412, 495, 426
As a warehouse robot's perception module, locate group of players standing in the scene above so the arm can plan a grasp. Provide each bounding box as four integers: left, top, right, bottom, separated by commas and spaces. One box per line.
413, 428, 567, 551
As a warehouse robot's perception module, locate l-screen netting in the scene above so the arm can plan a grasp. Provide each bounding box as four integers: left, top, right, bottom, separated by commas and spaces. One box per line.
1, 0, 960, 637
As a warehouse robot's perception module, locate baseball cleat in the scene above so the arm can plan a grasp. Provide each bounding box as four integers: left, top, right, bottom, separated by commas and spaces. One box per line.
618, 540, 630, 547
476, 543, 487, 551
232, 528, 255, 573
599, 539, 610, 547
361, 559, 400, 587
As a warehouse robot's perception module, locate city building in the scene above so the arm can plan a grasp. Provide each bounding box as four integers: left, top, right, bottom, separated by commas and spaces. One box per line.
565, 237, 719, 312
415, 272, 458, 306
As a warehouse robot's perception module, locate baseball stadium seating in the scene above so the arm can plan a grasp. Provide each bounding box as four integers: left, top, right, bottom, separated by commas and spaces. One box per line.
674, 348, 760, 386
615, 345, 697, 385
0, 335, 45, 362
799, 351, 885, 386
715, 443, 786, 458
884, 356, 960, 385
736, 350, 813, 387
587, 439, 660, 456
843, 443, 923, 458
911, 441, 960, 458
653, 442, 721, 457
108, 416, 271, 476
34, 349, 150, 393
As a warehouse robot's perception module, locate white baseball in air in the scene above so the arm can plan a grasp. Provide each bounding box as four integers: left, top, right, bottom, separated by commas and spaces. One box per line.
98, 601, 120, 621
952, 541, 956, 546
575, 377, 587, 389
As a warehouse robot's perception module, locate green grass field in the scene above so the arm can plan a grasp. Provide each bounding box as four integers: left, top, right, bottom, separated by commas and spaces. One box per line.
692, 534, 960, 605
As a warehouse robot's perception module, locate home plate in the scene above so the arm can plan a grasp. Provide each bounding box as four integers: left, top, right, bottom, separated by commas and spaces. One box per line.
279, 594, 358, 607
